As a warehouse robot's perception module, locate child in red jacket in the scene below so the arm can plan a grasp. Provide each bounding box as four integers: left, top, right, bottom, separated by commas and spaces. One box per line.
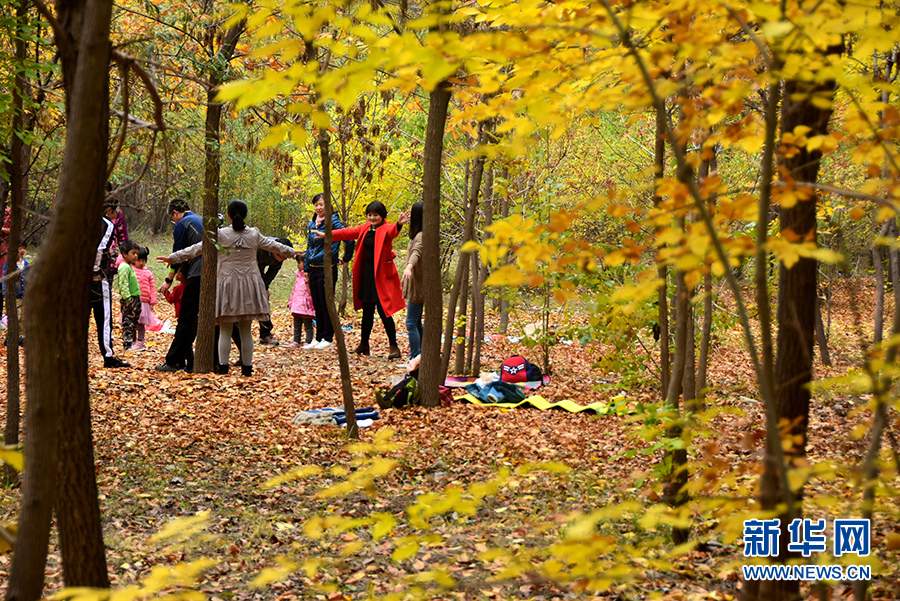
164, 270, 186, 318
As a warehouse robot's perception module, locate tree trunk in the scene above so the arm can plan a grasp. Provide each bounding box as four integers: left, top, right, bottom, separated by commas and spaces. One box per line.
473, 251, 485, 376
814, 295, 831, 366
441, 133, 484, 382
420, 82, 452, 408
498, 168, 510, 334
754, 68, 837, 601
196, 21, 244, 374
8, 0, 114, 597
654, 108, 671, 397
697, 153, 715, 408
318, 129, 358, 437
453, 260, 469, 375
465, 253, 477, 375
662, 267, 690, 545
683, 294, 697, 413
4, 0, 27, 487
873, 221, 889, 344
196, 85, 222, 374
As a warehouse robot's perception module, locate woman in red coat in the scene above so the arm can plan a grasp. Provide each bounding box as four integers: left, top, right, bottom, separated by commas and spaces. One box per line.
326, 201, 410, 359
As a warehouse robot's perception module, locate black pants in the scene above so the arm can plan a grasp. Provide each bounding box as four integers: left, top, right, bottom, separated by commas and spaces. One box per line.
361, 301, 397, 346
259, 319, 274, 340
165, 276, 200, 370
90, 277, 115, 358
309, 266, 338, 342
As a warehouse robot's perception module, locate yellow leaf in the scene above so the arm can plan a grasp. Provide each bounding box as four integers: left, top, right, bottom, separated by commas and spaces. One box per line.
391, 541, 419, 562
0, 447, 23, 471
372, 513, 396, 540
736, 134, 764, 154
264, 464, 323, 488
0, 524, 17, 553
148, 511, 209, 544
257, 124, 290, 150
251, 558, 298, 588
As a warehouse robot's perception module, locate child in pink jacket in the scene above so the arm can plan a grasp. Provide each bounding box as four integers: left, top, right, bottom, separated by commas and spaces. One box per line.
287, 255, 315, 349
133, 247, 163, 349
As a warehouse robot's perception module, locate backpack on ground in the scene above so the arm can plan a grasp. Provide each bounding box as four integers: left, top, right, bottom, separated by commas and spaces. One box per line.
500, 355, 543, 383
378, 375, 420, 409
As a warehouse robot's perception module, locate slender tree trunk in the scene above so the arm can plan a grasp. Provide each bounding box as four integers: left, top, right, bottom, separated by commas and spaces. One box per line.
319, 130, 357, 437
196, 86, 222, 374
473, 250, 485, 376
697, 153, 715, 408
662, 267, 690, 545
498, 167, 510, 333
465, 254, 480, 375
683, 293, 697, 412
755, 64, 838, 601
420, 82, 453, 408
440, 142, 483, 384
453, 260, 469, 375
873, 221, 889, 344
196, 21, 244, 374
9, 0, 113, 597
654, 109, 671, 397
4, 0, 27, 487
814, 295, 831, 366
891, 220, 900, 329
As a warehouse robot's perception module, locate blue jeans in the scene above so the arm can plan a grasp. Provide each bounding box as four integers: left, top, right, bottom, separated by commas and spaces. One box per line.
406, 301, 424, 359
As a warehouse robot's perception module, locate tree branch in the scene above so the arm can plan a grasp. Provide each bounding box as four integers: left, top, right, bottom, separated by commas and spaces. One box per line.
111, 50, 167, 132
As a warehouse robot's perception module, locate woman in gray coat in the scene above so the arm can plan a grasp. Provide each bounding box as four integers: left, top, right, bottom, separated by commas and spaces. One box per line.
160, 200, 295, 376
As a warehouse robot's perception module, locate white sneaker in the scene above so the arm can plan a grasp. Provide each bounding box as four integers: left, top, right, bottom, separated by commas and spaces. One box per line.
302, 341, 319, 350
316, 340, 333, 350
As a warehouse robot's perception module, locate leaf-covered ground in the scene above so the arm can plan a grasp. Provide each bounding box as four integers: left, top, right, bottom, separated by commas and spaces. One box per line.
0, 279, 898, 600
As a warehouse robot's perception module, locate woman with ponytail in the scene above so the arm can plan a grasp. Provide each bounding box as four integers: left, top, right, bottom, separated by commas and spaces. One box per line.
160, 199, 296, 376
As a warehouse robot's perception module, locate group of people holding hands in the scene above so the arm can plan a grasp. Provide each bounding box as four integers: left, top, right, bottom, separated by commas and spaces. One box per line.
93, 193, 424, 378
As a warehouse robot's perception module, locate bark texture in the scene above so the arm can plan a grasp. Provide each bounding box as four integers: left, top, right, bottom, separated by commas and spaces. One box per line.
196, 21, 244, 374
420, 82, 452, 408
8, 0, 113, 597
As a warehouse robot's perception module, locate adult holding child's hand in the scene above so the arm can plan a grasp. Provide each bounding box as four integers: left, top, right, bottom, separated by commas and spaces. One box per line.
160, 199, 295, 377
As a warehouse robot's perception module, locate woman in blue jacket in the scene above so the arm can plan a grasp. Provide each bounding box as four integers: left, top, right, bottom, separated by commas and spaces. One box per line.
303, 193, 354, 349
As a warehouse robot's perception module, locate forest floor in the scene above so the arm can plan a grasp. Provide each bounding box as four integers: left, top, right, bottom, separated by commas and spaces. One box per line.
0, 273, 898, 600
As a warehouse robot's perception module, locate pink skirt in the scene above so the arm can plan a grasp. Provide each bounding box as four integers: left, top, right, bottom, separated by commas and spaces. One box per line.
139, 302, 164, 331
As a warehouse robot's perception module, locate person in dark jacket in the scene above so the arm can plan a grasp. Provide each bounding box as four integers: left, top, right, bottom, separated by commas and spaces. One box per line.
303, 193, 354, 350
156, 198, 203, 372
93, 203, 129, 368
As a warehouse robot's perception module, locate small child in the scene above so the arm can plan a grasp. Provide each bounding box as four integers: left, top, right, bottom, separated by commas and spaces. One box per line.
2, 239, 28, 347
133, 247, 162, 349
117, 240, 141, 351
2, 239, 28, 301
165, 269, 186, 318
287, 255, 315, 349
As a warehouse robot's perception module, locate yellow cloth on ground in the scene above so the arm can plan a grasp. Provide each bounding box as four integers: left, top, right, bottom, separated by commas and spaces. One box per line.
460, 394, 630, 415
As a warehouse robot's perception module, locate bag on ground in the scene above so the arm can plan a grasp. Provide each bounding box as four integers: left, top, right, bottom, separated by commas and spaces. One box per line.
378, 375, 421, 409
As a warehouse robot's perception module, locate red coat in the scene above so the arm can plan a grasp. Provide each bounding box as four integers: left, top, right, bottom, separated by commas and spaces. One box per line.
331, 222, 405, 317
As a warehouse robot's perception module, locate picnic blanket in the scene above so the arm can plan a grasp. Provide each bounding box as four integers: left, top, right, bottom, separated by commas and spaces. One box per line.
292, 406, 380, 428
460, 394, 631, 415
445, 375, 551, 390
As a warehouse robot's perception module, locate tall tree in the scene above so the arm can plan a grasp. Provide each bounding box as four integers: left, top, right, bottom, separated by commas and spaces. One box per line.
3, 0, 28, 487
8, 0, 113, 597
196, 12, 245, 374
419, 82, 453, 408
